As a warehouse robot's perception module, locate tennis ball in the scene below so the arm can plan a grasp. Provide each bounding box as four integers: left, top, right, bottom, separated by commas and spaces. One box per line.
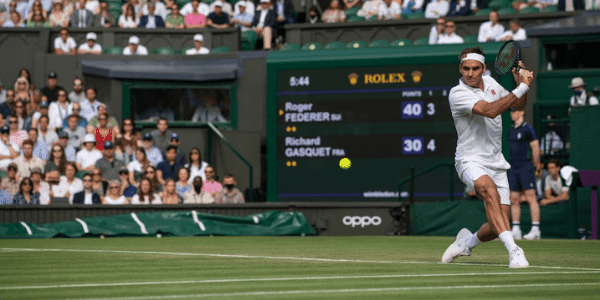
339, 158, 351, 170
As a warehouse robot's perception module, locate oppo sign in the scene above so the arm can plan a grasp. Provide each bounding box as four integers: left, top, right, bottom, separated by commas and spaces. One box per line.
342, 216, 382, 228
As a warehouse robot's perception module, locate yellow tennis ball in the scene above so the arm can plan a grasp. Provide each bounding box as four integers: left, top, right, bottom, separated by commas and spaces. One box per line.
339, 158, 351, 170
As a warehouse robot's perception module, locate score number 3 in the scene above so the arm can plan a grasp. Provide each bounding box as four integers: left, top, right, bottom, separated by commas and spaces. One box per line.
402, 137, 437, 155
290, 76, 310, 87
402, 101, 435, 119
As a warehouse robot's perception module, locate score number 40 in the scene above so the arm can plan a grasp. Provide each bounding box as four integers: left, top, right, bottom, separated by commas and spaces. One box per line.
401, 101, 435, 119
402, 137, 436, 155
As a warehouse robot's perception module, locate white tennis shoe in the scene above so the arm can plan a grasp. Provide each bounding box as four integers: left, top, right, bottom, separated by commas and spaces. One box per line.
512, 227, 522, 240
508, 246, 529, 268
441, 228, 472, 263
523, 229, 541, 240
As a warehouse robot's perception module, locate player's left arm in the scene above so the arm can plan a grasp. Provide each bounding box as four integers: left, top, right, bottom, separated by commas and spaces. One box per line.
510, 61, 528, 110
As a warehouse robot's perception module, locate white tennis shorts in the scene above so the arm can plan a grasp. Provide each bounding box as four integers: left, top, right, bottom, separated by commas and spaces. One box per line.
456, 160, 510, 205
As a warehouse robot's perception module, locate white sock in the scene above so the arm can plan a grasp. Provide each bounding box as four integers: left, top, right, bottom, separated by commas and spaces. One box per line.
531, 222, 540, 231
499, 231, 518, 252
512, 222, 520, 231
466, 232, 481, 250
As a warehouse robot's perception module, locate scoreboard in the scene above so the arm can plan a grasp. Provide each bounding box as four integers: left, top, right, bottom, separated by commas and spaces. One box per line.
266, 46, 509, 202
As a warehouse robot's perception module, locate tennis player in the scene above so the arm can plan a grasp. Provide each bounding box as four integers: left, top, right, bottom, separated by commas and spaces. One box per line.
442, 47, 533, 268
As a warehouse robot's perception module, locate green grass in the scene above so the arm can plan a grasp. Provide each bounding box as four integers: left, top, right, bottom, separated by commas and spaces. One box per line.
1, 236, 600, 299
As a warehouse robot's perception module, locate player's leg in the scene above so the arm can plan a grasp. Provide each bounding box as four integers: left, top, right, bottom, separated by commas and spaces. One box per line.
262, 26, 273, 50
510, 191, 523, 239
523, 188, 541, 239
474, 175, 511, 234
471, 204, 512, 243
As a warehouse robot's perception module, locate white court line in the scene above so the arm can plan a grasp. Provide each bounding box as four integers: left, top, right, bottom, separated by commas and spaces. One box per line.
67, 282, 600, 300
1, 271, 598, 290
2, 248, 600, 271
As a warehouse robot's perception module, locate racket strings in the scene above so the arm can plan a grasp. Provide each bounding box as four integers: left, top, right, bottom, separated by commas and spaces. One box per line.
497, 45, 518, 74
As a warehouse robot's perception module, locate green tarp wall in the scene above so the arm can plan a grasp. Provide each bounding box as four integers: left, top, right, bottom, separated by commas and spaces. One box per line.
0, 210, 316, 239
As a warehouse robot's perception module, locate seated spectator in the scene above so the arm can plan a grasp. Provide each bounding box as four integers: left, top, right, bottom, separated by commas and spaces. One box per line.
27, 0, 48, 21
251, 0, 276, 50
165, 4, 184, 28
27, 128, 48, 160
45, 144, 68, 175
207, 1, 229, 28
231, 2, 253, 31
72, 173, 101, 204
150, 118, 172, 152
322, 0, 346, 23
183, 176, 211, 203
1, 163, 20, 197
378, 0, 401, 21
95, 141, 125, 181
58, 162, 83, 203
104, 180, 127, 204
95, 1, 116, 27
185, 147, 208, 183
186, 34, 210, 55
139, 2, 165, 28
48, 89, 70, 129
156, 145, 183, 185
63, 115, 86, 150
305, 6, 322, 24
191, 94, 227, 122
119, 3, 138, 28
14, 78, 32, 104
131, 178, 161, 204
30, 167, 50, 204
142, 0, 168, 19
425, 0, 449, 19
70, 0, 94, 28
0, 125, 19, 168
46, 170, 63, 201
497, 19, 527, 42
202, 165, 221, 201
85, 0, 101, 14
2, 11, 24, 27
144, 165, 162, 193
540, 159, 569, 205
477, 10, 504, 43
90, 168, 108, 198
163, 133, 186, 165
429, 16, 445, 44
0, 89, 14, 119
123, 36, 148, 55
215, 174, 245, 204
8, 115, 28, 148
162, 178, 181, 204
120, 0, 141, 15
513, 0, 557, 12
57, 131, 76, 162
95, 113, 114, 151
27, 10, 50, 27
118, 167, 137, 197
12, 177, 40, 205
37, 115, 58, 153
136, 133, 163, 166
274, 0, 295, 25
29, 90, 43, 118
234, 0, 255, 16
41, 71, 65, 103
11, 99, 32, 131
64, 103, 87, 129
184, 0, 206, 29
77, 32, 102, 54
13, 140, 44, 178
30, 99, 47, 129
540, 115, 564, 155
402, 0, 424, 13
0, 177, 11, 204
80, 87, 103, 122
209, 0, 232, 15
181, 0, 209, 16
438, 20, 463, 44
116, 117, 141, 162
343, 0, 362, 9
176, 167, 191, 198
76, 134, 103, 171
568, 77, 599, 107
114, 140, 131, 165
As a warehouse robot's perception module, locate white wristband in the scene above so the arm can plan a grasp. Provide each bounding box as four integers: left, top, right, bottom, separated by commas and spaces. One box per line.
512, 83, 529, 99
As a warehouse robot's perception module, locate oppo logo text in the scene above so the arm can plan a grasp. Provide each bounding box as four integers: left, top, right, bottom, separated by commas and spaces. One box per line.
342, 216, 382, 228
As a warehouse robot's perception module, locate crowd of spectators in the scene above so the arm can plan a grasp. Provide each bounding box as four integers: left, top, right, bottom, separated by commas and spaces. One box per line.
0, 69, 245, 205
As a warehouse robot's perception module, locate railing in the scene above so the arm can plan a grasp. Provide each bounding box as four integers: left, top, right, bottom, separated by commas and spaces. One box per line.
206, 122, 253, 202
397, 162, 455, 204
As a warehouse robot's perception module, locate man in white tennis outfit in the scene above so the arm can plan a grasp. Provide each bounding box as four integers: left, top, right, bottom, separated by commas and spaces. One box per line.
443, 47, 533, 268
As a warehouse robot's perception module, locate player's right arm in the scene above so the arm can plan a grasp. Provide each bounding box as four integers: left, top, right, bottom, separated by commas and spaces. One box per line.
471, 70, 533, 119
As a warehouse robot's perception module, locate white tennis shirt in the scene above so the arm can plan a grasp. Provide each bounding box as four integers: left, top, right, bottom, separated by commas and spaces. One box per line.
449, 75, 511, 170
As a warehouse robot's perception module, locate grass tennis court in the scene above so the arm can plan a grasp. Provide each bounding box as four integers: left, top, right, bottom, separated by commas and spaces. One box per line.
1, 236, 599, 299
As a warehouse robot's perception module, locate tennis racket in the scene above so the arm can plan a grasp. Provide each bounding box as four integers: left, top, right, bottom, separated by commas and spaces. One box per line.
494, 40, 521, 76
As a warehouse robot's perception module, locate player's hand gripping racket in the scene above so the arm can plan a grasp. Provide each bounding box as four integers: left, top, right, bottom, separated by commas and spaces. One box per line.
494, 40, 521, 76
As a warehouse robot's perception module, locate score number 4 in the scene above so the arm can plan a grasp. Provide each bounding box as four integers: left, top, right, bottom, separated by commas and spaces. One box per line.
290, 76, 310, 87
402, 137, 436, 154
402, 101, 435, 119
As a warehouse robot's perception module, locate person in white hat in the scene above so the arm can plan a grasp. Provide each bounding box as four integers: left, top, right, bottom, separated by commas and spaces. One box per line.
123, 36, 148, 56
234, 0, 255, 17
251, 0, 277, 50
76, 134, 103, 171
186, 34, 210, 55
209, 0, 232, 15
231, 1, 253, 31
77, 32, 102, 55
568, 77, 599, 107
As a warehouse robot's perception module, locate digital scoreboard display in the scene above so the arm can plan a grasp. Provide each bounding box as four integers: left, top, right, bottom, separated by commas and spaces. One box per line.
271, 64, 469, 202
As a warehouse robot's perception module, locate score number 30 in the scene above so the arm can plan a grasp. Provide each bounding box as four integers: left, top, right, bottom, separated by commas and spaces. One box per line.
401, 101, 435, 119
402, 137, 436, 154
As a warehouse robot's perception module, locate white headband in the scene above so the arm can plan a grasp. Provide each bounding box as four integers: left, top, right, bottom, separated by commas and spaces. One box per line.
461, 53, 485, 65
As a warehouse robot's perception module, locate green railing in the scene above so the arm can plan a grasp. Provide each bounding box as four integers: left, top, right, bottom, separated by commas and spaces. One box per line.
397, 161, 455, 203
206, 122, 254, 202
